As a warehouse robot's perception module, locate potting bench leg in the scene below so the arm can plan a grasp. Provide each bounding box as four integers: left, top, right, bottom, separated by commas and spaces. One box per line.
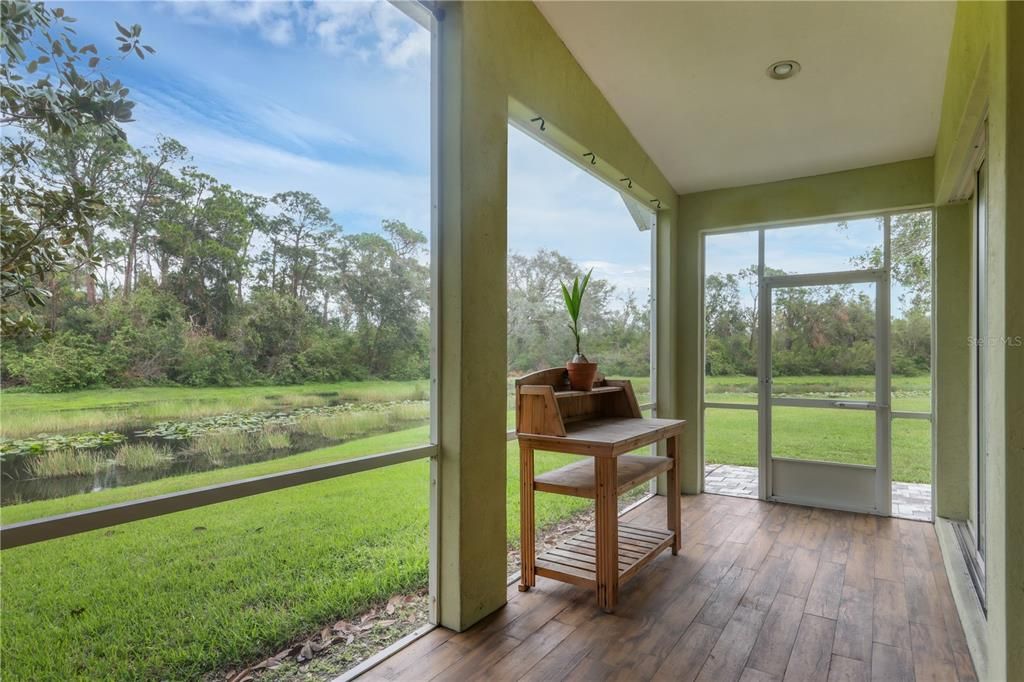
667, 435, 681, 555
595, 456, 619, 612
519, 443, 536, 592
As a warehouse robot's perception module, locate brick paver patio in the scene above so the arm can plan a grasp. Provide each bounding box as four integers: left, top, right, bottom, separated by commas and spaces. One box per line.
704, 463, 932, 521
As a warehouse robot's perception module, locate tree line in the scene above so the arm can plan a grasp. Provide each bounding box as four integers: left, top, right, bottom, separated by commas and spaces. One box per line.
2, 126, 437, 390
2, 128, 653, 391
2, 124, 655, 391
704, 213, 933, 378
0, 132, 652, 390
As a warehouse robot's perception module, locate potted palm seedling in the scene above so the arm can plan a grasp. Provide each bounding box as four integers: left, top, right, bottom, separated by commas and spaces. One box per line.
561, 268, 598, 391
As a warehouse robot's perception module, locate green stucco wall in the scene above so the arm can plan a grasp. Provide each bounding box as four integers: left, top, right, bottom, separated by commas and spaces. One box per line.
932, 2, 1023, 679
436, 1, 678, 631
679, 157, 934, 232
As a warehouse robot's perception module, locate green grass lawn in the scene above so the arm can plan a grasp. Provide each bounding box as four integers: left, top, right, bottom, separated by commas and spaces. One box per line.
0, 424, 595, 680
3, 459, 430, 680
703, 373, 932, 483
704, 407, 932, 483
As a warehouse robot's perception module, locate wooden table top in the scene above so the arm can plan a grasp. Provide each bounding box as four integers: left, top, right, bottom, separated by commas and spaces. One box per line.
517, 417, 686, 457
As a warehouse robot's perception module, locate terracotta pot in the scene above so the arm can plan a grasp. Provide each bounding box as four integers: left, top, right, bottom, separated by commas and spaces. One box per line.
566, 361, 598, 391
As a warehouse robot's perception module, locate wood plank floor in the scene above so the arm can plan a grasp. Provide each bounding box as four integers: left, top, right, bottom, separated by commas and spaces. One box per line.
358, 494, 976, 682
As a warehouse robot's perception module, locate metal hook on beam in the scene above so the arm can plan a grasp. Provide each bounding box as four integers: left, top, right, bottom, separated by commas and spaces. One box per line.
620, 177, 633, 189
649, 199, 662, 210
530, 116, 546, 131
583, 152, 597, 165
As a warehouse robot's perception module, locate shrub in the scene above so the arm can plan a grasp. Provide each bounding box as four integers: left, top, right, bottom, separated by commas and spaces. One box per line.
296, 334, 367, 382
100, 288, 189, 385
0, 347, 28, 387
238, 291, 317, 377
8, 333, 107, 392
175, 333, 253, 387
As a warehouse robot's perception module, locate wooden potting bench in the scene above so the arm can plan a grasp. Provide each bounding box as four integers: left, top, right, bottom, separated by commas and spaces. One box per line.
514, 368, 686, 612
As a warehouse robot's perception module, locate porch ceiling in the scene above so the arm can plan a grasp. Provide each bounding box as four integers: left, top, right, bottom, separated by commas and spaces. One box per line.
535, 1, 955, 194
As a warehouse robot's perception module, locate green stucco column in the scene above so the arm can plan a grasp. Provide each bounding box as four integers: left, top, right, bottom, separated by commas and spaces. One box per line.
435, 3, 509, 631
933, 202, 972, 520
1001, 3, 1023, 677
675, 204, 704, 494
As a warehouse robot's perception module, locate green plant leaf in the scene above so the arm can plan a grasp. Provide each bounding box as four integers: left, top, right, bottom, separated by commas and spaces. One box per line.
579, 268, 592, 301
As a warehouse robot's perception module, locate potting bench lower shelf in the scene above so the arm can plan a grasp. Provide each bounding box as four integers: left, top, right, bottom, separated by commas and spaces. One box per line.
535, 523, 675, 588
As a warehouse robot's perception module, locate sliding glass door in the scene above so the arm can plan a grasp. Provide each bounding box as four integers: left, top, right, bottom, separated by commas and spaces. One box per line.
964, 155, 988, 605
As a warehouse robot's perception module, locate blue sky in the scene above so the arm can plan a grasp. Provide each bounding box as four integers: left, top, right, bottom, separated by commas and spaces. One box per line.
508, 126, 652, 302
706, 218, 920, 315
706, 218, 884, 277
71, 1, 432, 236
69, 1, 653, 302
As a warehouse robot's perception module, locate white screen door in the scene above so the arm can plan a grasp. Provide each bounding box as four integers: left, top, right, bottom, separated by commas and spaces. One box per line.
760, 270, 891, 514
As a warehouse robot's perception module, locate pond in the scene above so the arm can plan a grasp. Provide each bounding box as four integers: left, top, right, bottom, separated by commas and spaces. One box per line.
0, 401, 429, 505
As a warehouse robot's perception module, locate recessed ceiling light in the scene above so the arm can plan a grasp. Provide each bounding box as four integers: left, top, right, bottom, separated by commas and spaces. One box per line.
767, 60, 801, 80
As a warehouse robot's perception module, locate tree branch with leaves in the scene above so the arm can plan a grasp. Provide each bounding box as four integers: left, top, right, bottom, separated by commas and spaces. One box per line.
1, 0, 153, 335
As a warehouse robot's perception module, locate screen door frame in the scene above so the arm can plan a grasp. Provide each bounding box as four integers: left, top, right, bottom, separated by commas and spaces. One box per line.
758, 263, 892, 515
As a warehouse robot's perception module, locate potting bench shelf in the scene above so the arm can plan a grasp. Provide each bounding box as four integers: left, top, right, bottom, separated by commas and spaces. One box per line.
533, 453, 674, 498
515, 368, 686, 612
535, 523, 675, 589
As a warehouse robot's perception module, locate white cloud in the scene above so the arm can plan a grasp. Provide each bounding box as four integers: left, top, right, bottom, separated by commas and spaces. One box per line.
309, 2, 370, 55
581, 260, 653, 301
163, 1, 427, 69
263, 18, 295, 46
369, 2, 430, 68
251, 101, 359, 150
167, 1, 299, 46
308, 1, 428, 68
